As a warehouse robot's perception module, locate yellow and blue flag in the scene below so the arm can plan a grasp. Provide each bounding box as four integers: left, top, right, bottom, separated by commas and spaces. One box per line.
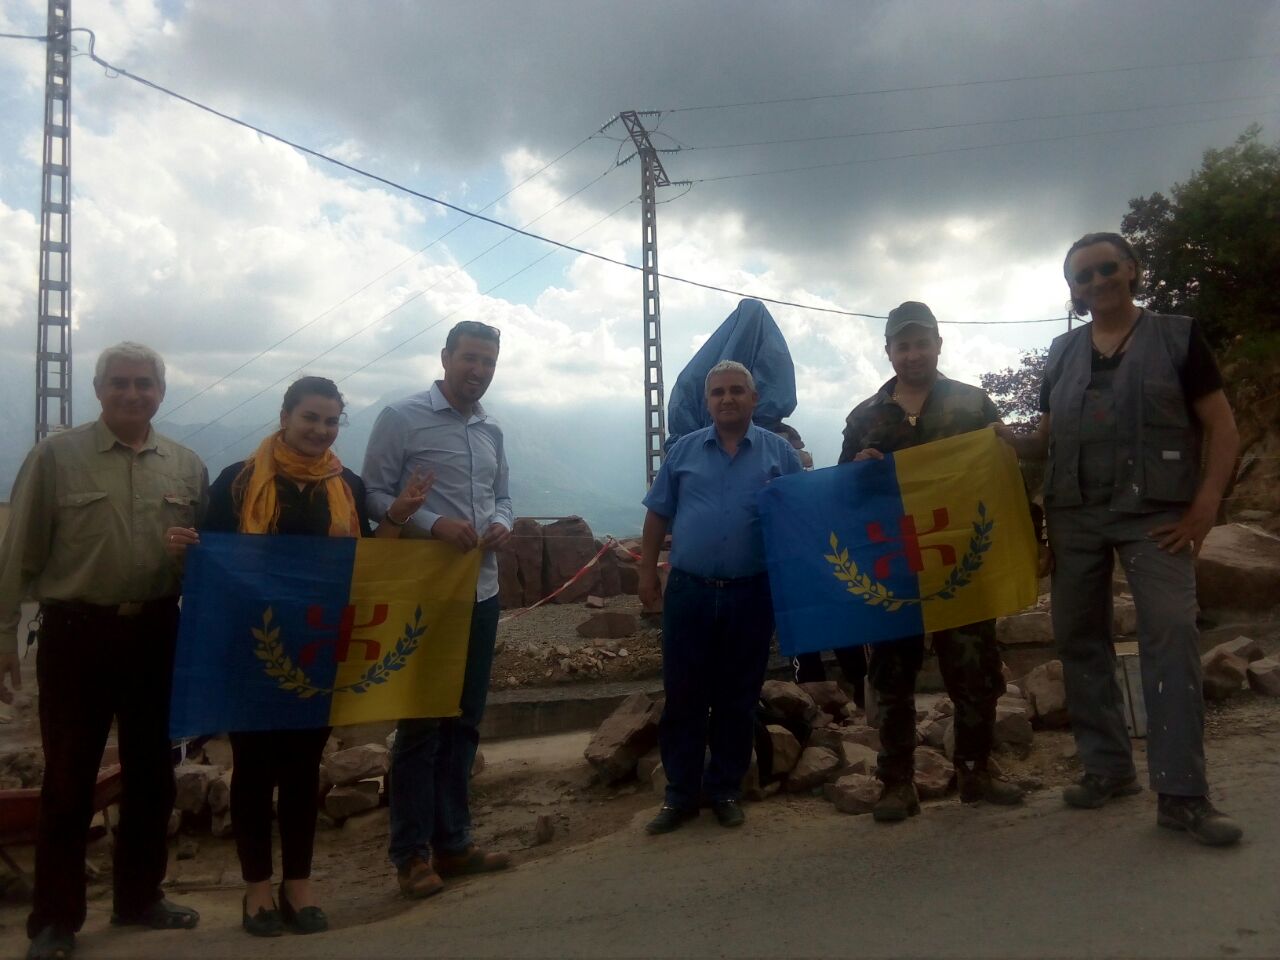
170, 533, 481, 737
759, 427, 1037, 654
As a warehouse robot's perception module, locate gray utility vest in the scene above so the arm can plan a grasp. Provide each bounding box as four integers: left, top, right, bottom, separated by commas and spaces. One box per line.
1044, 310, 1201, 512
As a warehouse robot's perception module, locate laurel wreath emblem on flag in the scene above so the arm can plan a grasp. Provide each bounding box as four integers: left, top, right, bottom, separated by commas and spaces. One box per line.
251, 606, 428, 699
825, 502, 994, 612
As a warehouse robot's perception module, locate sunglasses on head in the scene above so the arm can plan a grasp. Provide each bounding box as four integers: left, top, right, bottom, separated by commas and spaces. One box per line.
1072, 260, 1124, 286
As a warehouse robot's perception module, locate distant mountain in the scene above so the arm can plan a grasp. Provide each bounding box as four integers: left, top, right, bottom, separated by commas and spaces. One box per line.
1, 388, 648, 538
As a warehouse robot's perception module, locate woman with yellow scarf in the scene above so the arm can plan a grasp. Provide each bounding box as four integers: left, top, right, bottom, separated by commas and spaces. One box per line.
167, 377, 428, 937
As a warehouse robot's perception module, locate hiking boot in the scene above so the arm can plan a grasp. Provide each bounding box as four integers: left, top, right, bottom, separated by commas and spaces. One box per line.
1062, 773, 1141, 809
1157, 795, 1243, 847
711, 799, 745, 828
957, 760, 1025, 805
396, 856, 444, 899
645, 803, 698, 835
872, 781, 920, 823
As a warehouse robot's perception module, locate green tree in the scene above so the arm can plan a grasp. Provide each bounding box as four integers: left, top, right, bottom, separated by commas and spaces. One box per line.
980, 350, 1046, 424
1122, 125, 1280, 351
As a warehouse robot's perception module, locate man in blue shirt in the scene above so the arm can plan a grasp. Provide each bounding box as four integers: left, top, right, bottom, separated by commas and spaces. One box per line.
640, 361, 803, 833
362, 320, 514, 898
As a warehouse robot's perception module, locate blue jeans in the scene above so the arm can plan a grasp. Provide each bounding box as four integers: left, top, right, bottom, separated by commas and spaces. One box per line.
660, 569, 774, 808
388, 595, 500, 868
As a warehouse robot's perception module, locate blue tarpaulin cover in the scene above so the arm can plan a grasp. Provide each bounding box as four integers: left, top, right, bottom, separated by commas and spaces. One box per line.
666, 299, 797, 445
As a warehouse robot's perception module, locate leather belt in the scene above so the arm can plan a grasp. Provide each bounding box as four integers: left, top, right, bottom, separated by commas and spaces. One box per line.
672, 569, 767, 589
42, 597, 175, 619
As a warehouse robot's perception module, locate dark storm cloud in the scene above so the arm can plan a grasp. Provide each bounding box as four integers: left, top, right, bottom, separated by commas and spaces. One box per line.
152, 0, 1280, 275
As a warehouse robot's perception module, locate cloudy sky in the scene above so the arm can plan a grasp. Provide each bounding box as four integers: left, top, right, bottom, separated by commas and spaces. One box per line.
0, 0, 1277, 510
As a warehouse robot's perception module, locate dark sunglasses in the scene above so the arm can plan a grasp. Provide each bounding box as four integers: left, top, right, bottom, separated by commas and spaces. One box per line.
1072, 260, 1123, 286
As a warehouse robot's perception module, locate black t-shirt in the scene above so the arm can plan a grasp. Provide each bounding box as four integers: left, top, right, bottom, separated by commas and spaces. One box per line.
1039, 316, 1223, 413
203, 462, 373, 537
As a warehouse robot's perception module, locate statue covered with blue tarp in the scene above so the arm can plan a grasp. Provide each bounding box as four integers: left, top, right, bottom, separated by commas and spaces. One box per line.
666, 299, 798, 446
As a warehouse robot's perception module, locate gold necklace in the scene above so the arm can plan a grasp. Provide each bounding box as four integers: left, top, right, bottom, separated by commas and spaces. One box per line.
891, 391, 922, 426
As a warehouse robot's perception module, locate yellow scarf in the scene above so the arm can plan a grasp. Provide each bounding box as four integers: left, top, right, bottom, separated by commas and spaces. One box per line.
238, 432, 361, 538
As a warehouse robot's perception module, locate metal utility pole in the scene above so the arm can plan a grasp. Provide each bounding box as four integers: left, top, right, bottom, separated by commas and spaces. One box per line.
34, 0, 73, 443
619, 110, 671, 488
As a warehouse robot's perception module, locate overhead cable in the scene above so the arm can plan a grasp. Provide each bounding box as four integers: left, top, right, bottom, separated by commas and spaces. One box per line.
661, 53, 1279, 114
683, 107, 1280, 184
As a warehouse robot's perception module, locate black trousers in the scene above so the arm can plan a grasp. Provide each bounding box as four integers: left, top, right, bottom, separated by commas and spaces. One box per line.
28, 600, 179, 937
793, 646, 868, 708
869, 620, 1004, 782
229, 727, 331, 882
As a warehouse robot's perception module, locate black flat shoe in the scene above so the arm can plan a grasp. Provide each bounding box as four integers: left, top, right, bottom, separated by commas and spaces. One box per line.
280, 885, 329, 934
111, 898, 200, 930
26, 926, 74, 960
645, 803, 698, 835
712, 799, 746, 828
241, 896, 285, 938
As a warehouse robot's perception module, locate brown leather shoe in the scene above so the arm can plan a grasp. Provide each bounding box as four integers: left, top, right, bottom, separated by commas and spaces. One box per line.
433, 845, 511, 878
396, 857, 445, 899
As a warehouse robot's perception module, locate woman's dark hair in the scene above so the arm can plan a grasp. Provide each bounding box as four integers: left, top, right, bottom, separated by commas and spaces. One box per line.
1063, 231, 1143, 315
282, 376, 345, 414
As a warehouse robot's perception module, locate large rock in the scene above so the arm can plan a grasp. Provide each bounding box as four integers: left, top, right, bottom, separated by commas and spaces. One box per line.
617, 564, 640, 596
1022, 659, 1070, 727
1196, 523, 1280, 611
322, 744, 390, 788
596, 543, 622, 598
841, 725, 882, 752
324, 781, 381, 821
173, 764, 221, 815
1209, 636, 1266, 663
993, 708, 1035, 755
824, 773, 882, 815
766, 725, 803, 776
1201, 648, 1248, 701
584, 693, 660, 782
997, 610, 1054, 646
576, 611, 637, 639
805, 727, 847, 764
207, 771, 233, 816
786, 746, 843, 792
542, 517, 601, 604
497, 548, 522, 610
1246, 658, 1280, 697
840, 742, 879, 776
760, 680, 819, 723
1112, 596, 1138, 636
913, 746, 955, 799
512, 517, 545, 607
918, 717, 948, 751
799, 681, 853, 719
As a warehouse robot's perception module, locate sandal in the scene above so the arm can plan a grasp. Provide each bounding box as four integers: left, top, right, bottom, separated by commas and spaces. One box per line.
433, 845, 511, 878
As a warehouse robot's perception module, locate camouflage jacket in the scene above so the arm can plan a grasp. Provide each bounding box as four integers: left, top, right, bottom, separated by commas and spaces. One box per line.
838, 374, 1000, 463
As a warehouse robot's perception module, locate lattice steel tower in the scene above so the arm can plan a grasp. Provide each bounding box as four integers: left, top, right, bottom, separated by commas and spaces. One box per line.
34, 0, 73, 442
619, 111, 671, 487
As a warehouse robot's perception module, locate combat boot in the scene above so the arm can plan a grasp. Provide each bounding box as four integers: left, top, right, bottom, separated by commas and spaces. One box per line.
872, 780, 920, 822
957, 759, 1025, 805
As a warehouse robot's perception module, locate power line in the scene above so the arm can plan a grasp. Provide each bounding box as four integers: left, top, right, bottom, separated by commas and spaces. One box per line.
677, 92, 1280, 151
179, 163, 624, 444
661, 53, 1279, 114
164, 129, 609, 419
64, 29, 892, 321
683, 107, 1280, 185
204, 196, 640, 461
6, 30, 1128, 336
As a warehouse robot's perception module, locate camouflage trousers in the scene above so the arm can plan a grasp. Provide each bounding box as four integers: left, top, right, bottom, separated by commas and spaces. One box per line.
868, 620, 1004, 783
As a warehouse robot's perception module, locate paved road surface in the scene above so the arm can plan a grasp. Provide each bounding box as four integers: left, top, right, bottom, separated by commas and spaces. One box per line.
5, 723, 1278, 959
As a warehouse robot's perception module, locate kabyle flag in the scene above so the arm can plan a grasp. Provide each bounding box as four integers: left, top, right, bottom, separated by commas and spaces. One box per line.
170, 533, 480, 737
759, 427, 1037, 655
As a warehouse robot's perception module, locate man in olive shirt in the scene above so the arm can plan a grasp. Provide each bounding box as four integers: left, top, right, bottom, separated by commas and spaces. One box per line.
0, 343, 207, 960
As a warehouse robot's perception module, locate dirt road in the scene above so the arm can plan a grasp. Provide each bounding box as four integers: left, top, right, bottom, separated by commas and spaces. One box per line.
4, 701, 1277, 960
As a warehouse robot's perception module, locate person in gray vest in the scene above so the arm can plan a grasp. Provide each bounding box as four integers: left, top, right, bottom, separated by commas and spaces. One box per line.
1000, 232, 1241, 846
